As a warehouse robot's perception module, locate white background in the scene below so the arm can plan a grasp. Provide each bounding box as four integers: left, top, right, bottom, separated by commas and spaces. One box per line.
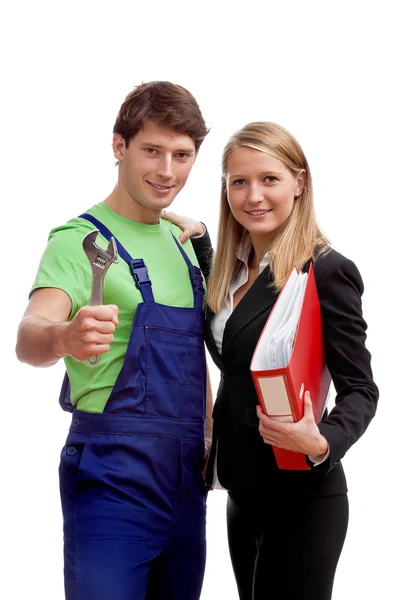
1, 1, 399, 598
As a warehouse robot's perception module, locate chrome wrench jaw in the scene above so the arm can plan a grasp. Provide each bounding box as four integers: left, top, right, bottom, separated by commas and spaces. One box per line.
82, 230, 118, 365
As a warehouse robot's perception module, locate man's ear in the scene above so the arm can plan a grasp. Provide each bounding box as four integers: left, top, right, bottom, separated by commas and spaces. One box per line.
112, 134, 126, 162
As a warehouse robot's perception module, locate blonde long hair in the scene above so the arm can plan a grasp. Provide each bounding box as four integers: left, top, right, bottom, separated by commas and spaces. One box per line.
207, 122, 330, 313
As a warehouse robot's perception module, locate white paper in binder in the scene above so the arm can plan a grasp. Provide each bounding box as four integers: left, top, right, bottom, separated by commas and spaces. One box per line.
256, 269, 308, 371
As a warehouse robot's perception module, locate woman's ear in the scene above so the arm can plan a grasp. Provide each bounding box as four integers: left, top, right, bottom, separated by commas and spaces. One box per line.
295, 169, 306, 197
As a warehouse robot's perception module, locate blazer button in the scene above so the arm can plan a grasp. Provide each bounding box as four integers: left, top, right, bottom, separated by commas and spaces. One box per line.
72, 417, 80, 427
66, 446, 77, 456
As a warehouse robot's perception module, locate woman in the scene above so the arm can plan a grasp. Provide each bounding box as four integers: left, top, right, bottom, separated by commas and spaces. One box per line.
165, 121, 378, 600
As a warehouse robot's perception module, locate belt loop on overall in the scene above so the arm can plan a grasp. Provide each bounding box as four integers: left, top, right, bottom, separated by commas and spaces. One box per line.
79, 213, 155, 303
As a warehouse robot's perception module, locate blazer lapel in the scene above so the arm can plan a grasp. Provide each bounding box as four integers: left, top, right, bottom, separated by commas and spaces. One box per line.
221, 265, 279, 357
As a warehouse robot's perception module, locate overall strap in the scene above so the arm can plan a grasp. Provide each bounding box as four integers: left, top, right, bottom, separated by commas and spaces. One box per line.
79, 213, 155, 303
170, 233, 205, 310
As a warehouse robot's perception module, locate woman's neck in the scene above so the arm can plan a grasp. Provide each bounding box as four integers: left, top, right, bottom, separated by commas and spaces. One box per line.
249, 233, 273, 265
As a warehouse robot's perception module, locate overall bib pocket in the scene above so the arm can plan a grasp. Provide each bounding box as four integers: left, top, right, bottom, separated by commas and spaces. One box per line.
145, 326, 205, 420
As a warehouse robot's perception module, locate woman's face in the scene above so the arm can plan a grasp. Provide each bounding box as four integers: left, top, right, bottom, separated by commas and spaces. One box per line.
226, 146, 305, 246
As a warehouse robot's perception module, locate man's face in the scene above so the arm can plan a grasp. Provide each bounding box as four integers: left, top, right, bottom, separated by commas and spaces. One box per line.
113, 123, 196, 221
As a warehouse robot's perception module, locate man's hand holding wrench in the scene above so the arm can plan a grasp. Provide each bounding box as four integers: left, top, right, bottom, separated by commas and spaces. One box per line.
56, 230, 119, 364
58, 303, 119, 364
81, 230, 119, 365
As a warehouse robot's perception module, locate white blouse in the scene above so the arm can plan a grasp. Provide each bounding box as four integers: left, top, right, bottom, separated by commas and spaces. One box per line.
211, 238, 270, 353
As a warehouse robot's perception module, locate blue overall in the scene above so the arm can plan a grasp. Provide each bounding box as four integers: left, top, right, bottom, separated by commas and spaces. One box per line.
59, 215, 207, 600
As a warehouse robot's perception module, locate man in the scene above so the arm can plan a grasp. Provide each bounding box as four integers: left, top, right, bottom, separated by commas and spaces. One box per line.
16, 81, 212, 600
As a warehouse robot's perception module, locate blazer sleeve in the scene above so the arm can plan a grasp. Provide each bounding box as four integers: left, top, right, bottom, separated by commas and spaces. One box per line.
191, 225, 214, 281
309, 251, 379, 473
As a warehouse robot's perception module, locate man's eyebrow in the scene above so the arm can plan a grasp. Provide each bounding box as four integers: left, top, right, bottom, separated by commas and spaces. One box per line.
176, 148, 195, 154
140, 142, 194, 153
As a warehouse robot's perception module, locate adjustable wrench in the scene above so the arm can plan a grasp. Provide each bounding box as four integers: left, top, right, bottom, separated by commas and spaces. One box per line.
82, 229, 118, 365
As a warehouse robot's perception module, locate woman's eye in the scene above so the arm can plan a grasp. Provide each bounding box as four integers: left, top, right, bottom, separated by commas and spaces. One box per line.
232, 179, 246, 186
264, 176, 277, 183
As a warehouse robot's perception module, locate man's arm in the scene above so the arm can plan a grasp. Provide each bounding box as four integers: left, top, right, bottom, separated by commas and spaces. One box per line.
161, 211, 213, 280
16, 288, 119, 367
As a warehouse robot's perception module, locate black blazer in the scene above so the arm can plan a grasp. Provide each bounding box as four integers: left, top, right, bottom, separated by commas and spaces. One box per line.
192, 234, 379, 498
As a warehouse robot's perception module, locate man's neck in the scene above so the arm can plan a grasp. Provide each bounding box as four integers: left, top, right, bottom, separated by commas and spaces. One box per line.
104, 186, 161, 224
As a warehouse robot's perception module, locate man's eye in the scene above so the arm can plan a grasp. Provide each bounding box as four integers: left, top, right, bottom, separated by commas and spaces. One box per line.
144, 148, 157, 154
176, 153, 190, 160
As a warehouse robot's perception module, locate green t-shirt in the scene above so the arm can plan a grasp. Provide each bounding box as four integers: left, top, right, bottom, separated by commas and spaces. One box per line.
31, 202, 203, 413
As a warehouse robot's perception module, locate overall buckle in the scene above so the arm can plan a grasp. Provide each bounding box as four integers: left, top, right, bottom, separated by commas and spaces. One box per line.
189, 265, 204, 294
130, 259, 151, 289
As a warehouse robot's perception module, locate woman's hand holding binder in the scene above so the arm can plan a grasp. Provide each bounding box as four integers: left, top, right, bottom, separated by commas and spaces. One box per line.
256, 392, 329, 457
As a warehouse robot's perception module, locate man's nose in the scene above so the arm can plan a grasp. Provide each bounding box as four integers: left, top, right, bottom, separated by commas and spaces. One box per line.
156, 156, 173, 179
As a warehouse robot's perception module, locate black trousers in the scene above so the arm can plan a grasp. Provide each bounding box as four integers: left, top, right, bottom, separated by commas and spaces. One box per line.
227, 491, 349, 600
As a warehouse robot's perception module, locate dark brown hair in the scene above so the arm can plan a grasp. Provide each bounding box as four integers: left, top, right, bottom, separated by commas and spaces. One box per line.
113, 81, 209, 151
